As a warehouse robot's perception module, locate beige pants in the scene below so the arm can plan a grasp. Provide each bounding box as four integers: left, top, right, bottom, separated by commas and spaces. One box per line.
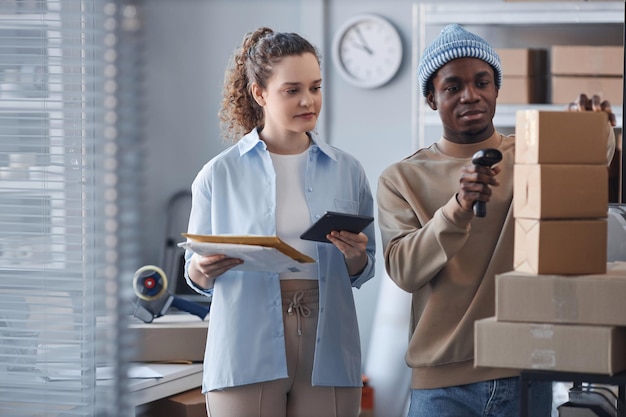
205, 279, 361, 417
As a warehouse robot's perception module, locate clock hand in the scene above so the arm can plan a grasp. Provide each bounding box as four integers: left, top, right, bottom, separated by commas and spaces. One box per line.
350, 41, 374, 55
353, 27, 373, 55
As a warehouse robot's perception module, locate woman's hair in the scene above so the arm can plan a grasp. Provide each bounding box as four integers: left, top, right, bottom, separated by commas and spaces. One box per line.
218, 27, 321, 142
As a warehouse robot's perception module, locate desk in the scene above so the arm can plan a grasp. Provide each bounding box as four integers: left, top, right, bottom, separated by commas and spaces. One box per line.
520, 369, 626, 417
129, 363, 203, 415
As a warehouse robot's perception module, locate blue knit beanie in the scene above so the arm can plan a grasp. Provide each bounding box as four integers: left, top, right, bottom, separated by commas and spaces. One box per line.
417, 24, 502, 97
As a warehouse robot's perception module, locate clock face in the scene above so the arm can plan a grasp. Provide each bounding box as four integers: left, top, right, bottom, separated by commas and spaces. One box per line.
332, 14, 403, 89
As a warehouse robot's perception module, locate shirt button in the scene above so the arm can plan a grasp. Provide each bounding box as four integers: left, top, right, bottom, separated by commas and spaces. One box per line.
307, 187, 313, 192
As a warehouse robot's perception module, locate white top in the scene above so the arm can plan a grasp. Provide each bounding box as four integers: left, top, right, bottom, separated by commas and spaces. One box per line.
270, 149, 318, 279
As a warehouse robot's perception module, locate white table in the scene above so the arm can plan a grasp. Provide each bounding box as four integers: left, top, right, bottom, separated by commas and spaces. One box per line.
129, 363, 203, 415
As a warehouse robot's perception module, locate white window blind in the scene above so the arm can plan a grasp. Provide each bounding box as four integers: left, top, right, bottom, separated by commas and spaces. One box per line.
0, 1, 142, 415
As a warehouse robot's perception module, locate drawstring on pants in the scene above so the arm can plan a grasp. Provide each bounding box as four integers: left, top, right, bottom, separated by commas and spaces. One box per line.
287, 290, 311, 336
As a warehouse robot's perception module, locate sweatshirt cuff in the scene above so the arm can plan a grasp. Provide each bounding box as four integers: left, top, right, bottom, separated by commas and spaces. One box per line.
441, 194, 474, 229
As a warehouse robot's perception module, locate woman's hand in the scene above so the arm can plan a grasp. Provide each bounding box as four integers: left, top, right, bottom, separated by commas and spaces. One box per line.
188, 253, 243, 290
327, 231, 368, 276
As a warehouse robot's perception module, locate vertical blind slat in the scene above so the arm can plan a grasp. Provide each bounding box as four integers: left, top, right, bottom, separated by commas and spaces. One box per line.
0, 1, 142, 415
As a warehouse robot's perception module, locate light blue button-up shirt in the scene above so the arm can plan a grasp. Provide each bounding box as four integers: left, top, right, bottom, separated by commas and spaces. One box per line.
184, 128, 376, 392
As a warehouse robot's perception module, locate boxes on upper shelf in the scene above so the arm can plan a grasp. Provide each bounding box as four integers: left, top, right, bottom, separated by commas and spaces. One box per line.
498, 76, 547, 105
551, 76, 623, 105
551, 46, 624, 76
513, 164, 608, 219
495, 262, 626, 326
475, 317, 626, 375
497, 48, 547, 77
514, 218, 607, 275
550, 45, 624, 105
496, 48, 547, 104
515, 110, 610, 165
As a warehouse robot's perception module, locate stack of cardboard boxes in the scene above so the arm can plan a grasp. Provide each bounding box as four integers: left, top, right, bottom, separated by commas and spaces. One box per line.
475, 110, 626, 377
490, 45, 623, 107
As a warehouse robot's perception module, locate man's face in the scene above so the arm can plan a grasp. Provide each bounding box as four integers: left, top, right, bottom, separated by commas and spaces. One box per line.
426, 57, 499, 144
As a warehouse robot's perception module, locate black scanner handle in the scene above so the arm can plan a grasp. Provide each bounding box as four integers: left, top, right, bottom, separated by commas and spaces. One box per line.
471, 148, 502, 217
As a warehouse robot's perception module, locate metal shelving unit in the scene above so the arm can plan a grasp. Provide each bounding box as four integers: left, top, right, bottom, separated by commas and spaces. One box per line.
411, 1, 625, 149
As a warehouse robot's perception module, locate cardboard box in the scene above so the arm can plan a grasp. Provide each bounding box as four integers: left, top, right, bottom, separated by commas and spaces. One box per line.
513, 164, 608, 219
551, 75, 623, 105
141, 388, 205, 417
498, 76, 546, 104
514, 218, 607, 275
551, 46, 624, 76
495, 263, 626, 325
128, 314, 208, 362
496, 48, 547, 77
515, 110, 610, 165
474, 317, 626, 375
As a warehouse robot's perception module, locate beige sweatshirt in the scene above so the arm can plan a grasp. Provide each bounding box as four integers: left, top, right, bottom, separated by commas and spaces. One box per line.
377, 131, 520, 389
377, 126, 616, 390
377, 123, 615, 389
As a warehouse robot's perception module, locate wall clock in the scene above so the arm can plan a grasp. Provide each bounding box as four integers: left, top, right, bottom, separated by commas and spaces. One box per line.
332, 14, 403, 89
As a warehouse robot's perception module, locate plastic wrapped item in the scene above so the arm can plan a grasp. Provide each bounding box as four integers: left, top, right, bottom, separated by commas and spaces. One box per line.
608, 204, 626, 262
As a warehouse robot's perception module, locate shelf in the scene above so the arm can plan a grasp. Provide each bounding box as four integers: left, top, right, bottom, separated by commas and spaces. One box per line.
423, 104, 624, 131
417, 2, 624, 26
412, 1, 625, 148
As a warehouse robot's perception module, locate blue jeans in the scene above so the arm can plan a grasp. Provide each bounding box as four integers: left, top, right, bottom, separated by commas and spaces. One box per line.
407, 377, 552, 417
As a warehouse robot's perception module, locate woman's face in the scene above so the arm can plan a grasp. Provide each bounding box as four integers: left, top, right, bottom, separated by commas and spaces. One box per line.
256, 52, 322, 137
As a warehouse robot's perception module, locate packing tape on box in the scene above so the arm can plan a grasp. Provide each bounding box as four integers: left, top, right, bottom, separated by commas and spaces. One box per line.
552, 279, 579, 322
530, 323, 554, 339
531, 349, 556, 369
529, 324, 556, 369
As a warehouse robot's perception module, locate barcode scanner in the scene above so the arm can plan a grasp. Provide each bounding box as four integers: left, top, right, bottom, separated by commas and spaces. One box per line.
471, 148, 502, 217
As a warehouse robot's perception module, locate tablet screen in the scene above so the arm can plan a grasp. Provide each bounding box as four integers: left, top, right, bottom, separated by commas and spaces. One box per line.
300, 211, 374, 243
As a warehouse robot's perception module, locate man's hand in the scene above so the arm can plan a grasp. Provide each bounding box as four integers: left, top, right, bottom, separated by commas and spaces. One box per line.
568, 93, 617, 127
457, 164, 501, 213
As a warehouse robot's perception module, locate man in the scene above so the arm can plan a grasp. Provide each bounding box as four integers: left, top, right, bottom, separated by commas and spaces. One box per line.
376, 24, 616, 417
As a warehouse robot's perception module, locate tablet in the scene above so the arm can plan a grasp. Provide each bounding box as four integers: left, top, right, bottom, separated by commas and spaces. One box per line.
300, 211, 374, 243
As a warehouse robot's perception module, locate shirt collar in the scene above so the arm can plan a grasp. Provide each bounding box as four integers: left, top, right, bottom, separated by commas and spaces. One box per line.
237, 128, 338, 162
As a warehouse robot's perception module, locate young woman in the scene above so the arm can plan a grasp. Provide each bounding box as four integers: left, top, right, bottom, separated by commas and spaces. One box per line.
183, 27, 376, 417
